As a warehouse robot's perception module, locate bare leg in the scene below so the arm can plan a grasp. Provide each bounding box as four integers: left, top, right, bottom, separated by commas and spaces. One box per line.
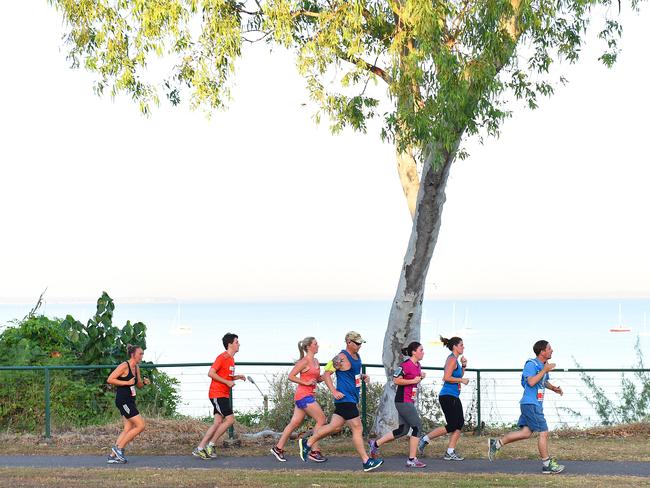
538, 431, 549, 459
117, 415, 145, 449
209, 414, 235, 444
303, 402, 327, 452
376, 431, 395, 447
198, 414, 223, 449
306, 414, 345, 447
114, 417, 133, 449
425, 426, 448, 440
448, 429, 461, 449
276, 408, 306, 450
500, 426, 532, 447
347, 417, 369, 463
408, 435, 418, 459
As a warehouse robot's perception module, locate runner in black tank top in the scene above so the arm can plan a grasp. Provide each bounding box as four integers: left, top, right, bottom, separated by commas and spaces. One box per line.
106, 344, 150, 464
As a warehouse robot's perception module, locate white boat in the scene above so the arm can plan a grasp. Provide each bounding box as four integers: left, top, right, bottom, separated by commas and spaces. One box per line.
609, 304, 631, 333
171, 303, 192, 336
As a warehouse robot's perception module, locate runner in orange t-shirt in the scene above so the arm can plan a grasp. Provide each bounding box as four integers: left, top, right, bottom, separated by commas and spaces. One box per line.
192, 333, 246, 460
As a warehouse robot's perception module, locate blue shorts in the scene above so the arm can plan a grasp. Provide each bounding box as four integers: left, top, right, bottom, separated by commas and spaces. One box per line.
518, 403, 548, 432
295, 395, 315, 409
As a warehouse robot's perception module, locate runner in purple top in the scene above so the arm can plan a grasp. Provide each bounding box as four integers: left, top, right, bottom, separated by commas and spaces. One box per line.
368, 342, 426, 468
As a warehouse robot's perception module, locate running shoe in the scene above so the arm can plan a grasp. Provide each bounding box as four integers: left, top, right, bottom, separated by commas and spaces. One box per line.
205, 444, 217, 459
111, 446, 126, 462
270, 446, 287, 462
308, 450, 327, 462
417, 436, 428, 456
406, 457, 427, 468
107, 455, 126, 464
299, 436, 311, 462
362, 457, 384, 472
487, 438, 500, 461
192, 447, 209, 460
542, 457, 565, 474
368, 439, 380, 458
443, 450, 465, 461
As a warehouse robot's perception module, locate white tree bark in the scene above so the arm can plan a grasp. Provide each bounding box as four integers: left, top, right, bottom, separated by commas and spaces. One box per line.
396, 147, 420, 219
374, 137, 461, 435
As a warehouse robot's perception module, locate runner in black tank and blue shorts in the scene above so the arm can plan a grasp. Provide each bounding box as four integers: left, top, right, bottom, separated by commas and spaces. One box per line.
299, 331, 383, 472
418, 336, 468, 461
106, 344, 150, 464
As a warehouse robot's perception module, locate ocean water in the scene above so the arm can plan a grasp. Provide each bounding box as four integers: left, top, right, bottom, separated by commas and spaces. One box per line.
2, 299, 649, 427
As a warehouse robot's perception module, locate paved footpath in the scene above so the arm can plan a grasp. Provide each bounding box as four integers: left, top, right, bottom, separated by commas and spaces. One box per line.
1, 455, 649, 477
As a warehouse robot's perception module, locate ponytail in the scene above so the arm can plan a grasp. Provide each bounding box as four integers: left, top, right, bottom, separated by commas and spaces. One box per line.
297, 336, 316, 360
401, 341, 422, 357
440, 336, 462, 351
126, 344, 140, 357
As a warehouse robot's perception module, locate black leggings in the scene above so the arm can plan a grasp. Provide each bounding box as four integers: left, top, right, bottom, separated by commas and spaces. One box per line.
439, 395, 464, 432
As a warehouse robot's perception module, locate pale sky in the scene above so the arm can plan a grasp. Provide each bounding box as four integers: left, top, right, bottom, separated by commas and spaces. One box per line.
1, 4, 649, 302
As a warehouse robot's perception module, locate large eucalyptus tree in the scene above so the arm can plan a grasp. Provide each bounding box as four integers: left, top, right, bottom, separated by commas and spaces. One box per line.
47, 0, 645, 433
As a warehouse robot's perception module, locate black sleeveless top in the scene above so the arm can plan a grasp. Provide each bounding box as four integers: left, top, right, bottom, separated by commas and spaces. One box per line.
115, 361, 136, 403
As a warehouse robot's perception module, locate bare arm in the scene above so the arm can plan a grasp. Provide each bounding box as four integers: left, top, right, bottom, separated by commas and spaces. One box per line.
107, 363, 133, 387
443, 357, 469, 385
208, 367, 234, 388
288, 358, 314, 386
545, 380, 563, 395
393, 376, 421, 386
526, 362, 555, 387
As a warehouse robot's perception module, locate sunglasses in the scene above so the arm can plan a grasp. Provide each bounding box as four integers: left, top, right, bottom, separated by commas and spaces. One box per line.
351, 340, 363, 346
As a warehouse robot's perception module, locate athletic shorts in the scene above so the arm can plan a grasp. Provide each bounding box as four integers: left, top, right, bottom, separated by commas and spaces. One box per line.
210, 397, 233, 417
295, 395, 316, 409
116, 400, 139, 419
439, 394, 464, 432
518, 403, 548, 432
333, 402, 359, 421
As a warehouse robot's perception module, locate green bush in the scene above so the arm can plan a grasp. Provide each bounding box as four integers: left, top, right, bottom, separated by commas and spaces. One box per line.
0, 292, 180, 432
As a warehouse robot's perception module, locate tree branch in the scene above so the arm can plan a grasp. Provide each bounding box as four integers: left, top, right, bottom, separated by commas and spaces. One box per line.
336, 49, 392, 84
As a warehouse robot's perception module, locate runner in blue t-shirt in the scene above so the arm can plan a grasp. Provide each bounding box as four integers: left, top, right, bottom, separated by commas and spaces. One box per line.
299, 331, 383, 472
487, 340, 565, 474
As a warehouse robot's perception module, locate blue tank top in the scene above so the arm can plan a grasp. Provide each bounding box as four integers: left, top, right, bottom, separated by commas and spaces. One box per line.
335, 350, 362, 404
439, 354, 462, 398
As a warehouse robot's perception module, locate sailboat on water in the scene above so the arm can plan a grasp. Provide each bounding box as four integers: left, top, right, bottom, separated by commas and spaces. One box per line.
609, 304, 631, 333
172, 303, 192, 336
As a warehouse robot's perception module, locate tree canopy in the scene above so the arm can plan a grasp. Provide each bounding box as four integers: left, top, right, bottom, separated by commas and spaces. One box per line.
49, 0, 644, 159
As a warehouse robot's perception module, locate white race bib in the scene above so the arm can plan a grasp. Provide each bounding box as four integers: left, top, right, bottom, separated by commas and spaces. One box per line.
130, 386, 136, 397
355, 374, 361, 388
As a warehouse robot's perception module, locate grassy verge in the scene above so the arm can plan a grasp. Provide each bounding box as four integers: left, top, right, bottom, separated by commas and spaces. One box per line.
1, 468, 649, 488
2, 419, 649, 462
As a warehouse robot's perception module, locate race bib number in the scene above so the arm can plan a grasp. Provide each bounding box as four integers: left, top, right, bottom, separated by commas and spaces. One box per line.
130, 386, 136, 397
229, 365, 235, 380
411, 387, 418, 401
537, 388, 544, 402
355, 374, 362, 388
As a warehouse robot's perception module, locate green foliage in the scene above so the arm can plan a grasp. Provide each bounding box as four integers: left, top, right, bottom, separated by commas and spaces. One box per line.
260, 371, 464, 435
570, 338, 650, 425
47, 0, 646, 160
0, 292, 180, 432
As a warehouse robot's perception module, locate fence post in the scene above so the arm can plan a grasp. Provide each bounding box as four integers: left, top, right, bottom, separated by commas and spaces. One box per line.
228, 387, 234, 439
361, 364, 367, 436
476, 369, 481, 435
44, 367, 51, 438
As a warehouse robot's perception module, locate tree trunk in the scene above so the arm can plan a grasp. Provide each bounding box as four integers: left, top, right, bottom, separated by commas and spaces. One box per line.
396, 147, 420, 219
373, 137, 461, 435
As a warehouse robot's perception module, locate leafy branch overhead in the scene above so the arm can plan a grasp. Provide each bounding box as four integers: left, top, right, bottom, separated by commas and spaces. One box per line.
48, 0, 645, 157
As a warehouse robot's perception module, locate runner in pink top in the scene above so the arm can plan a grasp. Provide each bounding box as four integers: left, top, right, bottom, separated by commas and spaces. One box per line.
368, 342, 426, 468
271, 337, 327, 463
